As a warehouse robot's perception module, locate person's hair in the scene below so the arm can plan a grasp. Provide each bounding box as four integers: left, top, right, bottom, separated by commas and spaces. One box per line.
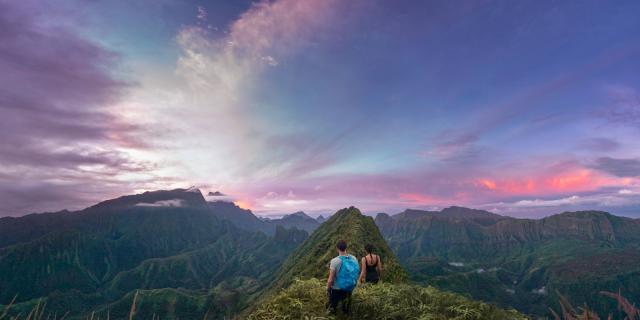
336, 240, 347, 251
365, 244, 375, 254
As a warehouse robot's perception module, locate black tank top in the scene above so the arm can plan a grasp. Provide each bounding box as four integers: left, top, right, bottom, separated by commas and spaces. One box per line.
365, 254, 379, 283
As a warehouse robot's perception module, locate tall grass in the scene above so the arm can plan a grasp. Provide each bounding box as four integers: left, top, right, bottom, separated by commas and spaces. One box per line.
0, 290, 219, 320
0, 296, 68, 320
551, 290, 640, 320
4, 286, 638, 319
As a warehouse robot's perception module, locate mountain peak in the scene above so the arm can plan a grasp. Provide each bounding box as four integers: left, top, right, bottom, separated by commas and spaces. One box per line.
88, 188, 208, 211
549, 210, 613, 219
280, 211, 317, 222
268, 206, 408, 291
207, 191, 226, 196
185, 186, 202, 193
287, 211, 310, 218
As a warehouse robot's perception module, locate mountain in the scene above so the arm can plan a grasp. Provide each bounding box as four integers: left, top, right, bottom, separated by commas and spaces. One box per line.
268, 206, 408, 291
90, 187, 209, 210
375, 206, 640, 316
0, 188, 209, 249
316, 215, 326, 223
248, 206, 525, 319
268, 211, 320, 233
207, 203, 320, 234
0, 188, 306, 319
208, 200, 270, 234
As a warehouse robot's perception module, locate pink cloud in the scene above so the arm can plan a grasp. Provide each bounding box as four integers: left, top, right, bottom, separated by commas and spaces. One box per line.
229, 0, 342, 61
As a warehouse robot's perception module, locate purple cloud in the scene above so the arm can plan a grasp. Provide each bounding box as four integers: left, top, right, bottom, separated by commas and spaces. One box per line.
592, 157, 640, 177
579, 138, 621, 152
0, 1, 150, 216
601, 85, 640, 129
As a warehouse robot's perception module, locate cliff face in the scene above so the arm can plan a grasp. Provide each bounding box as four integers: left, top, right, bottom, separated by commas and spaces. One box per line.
376, 208, 640, 261
375, 207, 640, 316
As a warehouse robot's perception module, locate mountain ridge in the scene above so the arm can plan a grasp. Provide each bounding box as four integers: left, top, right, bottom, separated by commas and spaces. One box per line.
267, 206, 408, 293
375, 206, 640, 316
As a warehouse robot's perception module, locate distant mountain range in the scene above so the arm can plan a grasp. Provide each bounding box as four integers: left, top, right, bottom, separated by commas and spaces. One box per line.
375, 206, 640, 316
207, 202, 321, 234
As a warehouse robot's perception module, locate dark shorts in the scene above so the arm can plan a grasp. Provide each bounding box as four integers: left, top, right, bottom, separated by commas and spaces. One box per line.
328, 288, 352, 313
365, 272, 379, 284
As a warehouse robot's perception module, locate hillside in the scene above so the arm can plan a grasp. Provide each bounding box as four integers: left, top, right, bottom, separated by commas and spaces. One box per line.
376, 207, 640, 316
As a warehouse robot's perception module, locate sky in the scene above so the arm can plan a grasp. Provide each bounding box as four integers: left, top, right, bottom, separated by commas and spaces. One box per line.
1, 0, 640, 218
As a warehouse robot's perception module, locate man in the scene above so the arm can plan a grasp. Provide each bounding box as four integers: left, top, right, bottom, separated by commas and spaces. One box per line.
326, 239, 360, 314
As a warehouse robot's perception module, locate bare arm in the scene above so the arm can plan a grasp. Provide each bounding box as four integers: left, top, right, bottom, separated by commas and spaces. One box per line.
377, 256, 383, 281
327, 268, 336, 289
359, 257, 366, 283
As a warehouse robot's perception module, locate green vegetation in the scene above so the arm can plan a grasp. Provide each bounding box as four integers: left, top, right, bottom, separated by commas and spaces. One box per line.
248, 278, 526, 320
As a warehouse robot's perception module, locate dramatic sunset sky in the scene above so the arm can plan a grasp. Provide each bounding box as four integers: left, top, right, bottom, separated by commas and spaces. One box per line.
2, 0, 640, 217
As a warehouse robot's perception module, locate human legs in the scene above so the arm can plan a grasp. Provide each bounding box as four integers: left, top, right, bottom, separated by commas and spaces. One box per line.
328, 288, 348, 314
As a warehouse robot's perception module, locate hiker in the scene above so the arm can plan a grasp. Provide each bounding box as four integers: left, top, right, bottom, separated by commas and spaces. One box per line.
326, 239, 360, 314
359, 244, 382, 284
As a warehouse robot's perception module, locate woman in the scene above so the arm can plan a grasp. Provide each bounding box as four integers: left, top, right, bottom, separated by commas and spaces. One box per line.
359, 244, 382, 284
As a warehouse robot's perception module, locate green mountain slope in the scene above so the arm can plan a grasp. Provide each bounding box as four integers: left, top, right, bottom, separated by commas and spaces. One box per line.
0, 189, 306, 319
376, 207, 640, 317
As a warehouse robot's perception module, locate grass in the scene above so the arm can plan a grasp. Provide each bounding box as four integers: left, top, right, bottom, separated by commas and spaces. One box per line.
551, 290, 640, 320
248, 278, 526, 320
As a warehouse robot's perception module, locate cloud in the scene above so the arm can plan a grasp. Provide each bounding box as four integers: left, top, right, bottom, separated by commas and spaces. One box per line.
479, 188, 640, 218
592, 157, 640, 177
136, 199, 184, 207
0, 1, 156, 215
160, 0, 353, 184
600, 85, 640, 129
578, 137, 620, 152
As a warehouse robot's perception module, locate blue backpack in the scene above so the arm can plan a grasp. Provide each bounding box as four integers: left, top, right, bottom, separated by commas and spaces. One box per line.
335, 255, 360, 291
